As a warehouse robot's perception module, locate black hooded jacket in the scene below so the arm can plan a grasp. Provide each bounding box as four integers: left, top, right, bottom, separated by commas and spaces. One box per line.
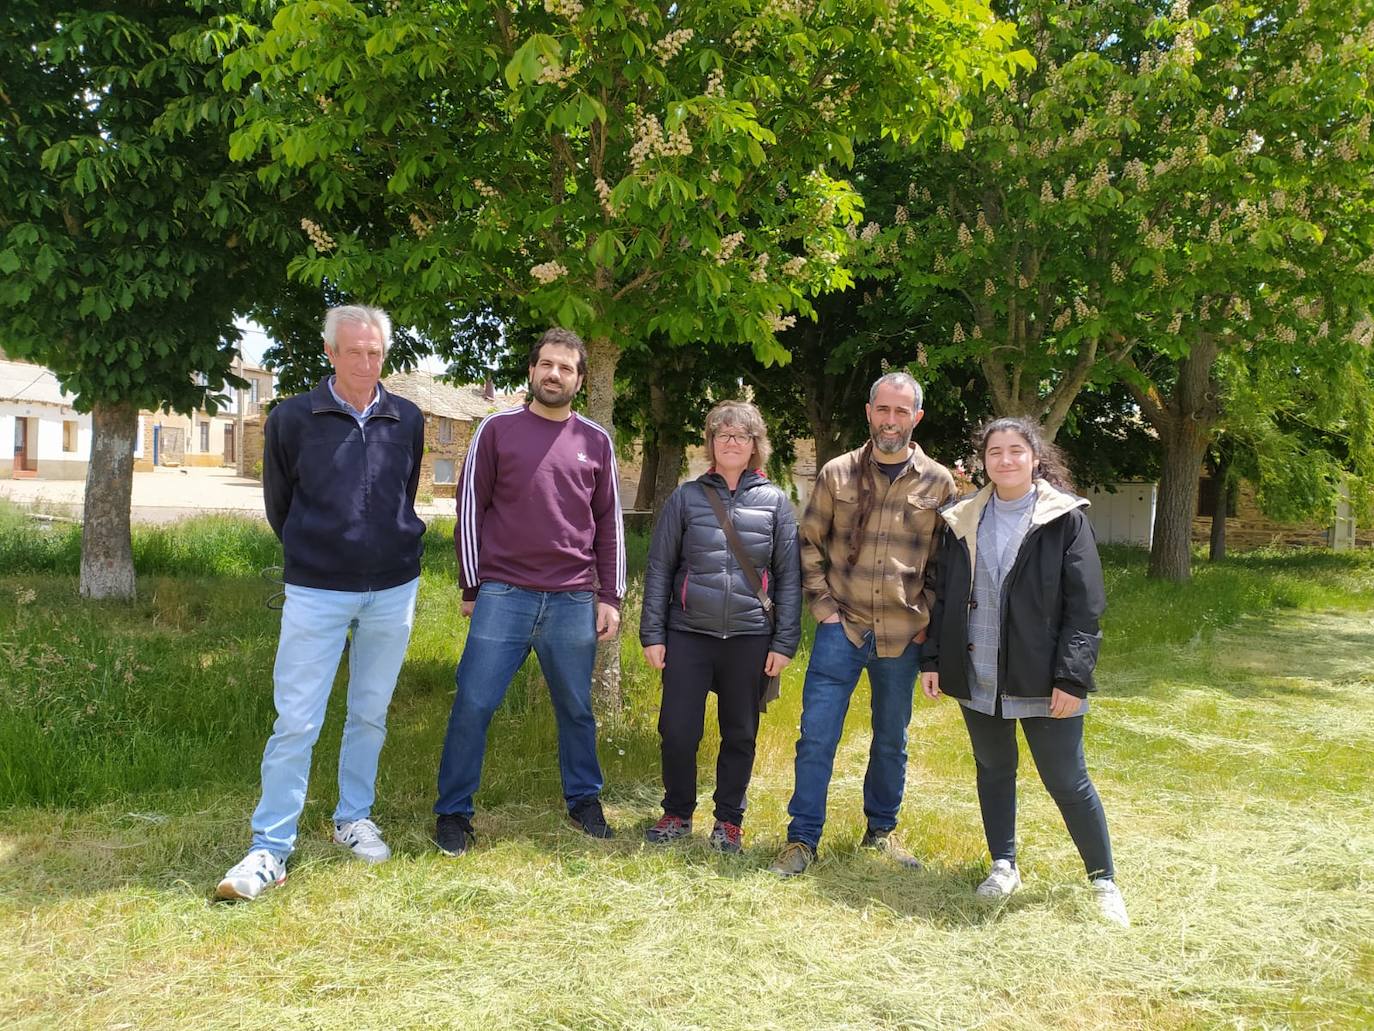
920, 480, 1106, 700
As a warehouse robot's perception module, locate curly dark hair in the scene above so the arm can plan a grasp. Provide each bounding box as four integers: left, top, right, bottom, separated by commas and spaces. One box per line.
973, 416, 1076, 493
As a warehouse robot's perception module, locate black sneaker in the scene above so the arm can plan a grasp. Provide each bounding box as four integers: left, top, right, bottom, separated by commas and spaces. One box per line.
568, 798, 615, 839
434, 813, 475, 857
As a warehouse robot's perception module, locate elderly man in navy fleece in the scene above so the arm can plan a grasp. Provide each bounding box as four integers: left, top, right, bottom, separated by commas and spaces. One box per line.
216, 305, 425, 902
433, 327, 626, 855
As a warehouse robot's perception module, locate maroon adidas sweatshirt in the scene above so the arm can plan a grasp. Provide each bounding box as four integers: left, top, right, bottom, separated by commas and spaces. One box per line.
456, 405, 625, 608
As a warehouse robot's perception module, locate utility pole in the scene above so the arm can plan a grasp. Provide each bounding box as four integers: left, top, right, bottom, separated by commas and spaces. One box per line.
234, 352, 246, 477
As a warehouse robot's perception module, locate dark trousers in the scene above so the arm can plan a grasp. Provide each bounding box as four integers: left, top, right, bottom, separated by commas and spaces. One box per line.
658, 629, 771, 826
959, 704, 1116, 880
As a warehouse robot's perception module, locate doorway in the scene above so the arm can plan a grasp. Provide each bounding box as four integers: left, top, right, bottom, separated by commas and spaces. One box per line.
12, 417, 38, 477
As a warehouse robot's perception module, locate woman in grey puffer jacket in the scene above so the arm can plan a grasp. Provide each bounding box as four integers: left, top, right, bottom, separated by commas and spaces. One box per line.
640, 401, 802, 853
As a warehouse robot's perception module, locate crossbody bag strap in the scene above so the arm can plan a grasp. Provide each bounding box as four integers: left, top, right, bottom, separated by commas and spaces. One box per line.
699, 482, 775, 626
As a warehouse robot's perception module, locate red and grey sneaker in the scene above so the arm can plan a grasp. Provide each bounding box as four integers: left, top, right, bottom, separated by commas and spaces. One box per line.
644, 814, 692, 844
708, 820, 743, 854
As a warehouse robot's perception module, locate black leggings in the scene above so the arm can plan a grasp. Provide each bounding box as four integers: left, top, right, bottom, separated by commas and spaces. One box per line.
959, 703, 1116, 880
657, 629, 771, 825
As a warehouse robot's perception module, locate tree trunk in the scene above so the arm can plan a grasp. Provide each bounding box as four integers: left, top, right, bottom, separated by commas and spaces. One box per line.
1137, 337, 1220, 582
1209, 448, 1230, 562
812, 423, 848, 471
79, 401, 137, 600
804, 390, 849, 471
633, 435, 659, 511
584, 334, 619, 432
652, 439, 685, 513
1150, 426, 1209, 581
585, 334, 622, 707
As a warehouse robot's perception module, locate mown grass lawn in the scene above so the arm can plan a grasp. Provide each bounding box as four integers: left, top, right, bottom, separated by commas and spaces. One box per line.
1, 508, 1372, 1029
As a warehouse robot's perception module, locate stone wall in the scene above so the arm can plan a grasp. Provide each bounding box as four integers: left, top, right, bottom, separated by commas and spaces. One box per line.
1191, 480, 1372, 550
418, 415, 472, 501
240, 415, 265, 478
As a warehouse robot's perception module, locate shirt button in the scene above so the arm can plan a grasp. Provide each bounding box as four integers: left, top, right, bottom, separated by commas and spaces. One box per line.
967, 643, 975, 652
969, 600, 978, 609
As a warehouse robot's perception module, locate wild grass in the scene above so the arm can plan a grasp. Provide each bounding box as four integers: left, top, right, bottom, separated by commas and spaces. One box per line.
1, 516, 1371, 1029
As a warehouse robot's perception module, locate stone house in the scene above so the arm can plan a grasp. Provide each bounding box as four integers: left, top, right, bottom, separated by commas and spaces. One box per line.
135, 360, 276, 473
378, 371, 525, 501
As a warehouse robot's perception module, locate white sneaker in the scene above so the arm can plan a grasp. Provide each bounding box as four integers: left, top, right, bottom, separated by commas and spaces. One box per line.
333, 817, 391, 863
1092, 877, 1130, 927
215, 848, 286, 901
975, 859, 1022, 899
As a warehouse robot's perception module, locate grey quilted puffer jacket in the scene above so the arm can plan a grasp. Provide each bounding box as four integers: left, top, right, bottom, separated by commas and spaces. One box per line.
640, 469, 802, 656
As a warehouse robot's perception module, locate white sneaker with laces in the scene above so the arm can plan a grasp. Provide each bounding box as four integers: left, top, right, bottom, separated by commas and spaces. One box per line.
1092, 877, 1130, 927
334, 817, 391, 863
215, 848, 286, 901
975, 859, 1022, 899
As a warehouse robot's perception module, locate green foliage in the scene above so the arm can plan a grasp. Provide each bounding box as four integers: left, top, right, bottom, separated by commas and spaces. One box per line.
0, 2, 285, 415
1219, 344, 1374, 524
222, 0, 1027, 387
882, 0, 1374, 437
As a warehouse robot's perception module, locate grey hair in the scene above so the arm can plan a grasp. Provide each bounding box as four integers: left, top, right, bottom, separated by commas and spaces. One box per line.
868, 371, 923, 412
323, 305, 392, 357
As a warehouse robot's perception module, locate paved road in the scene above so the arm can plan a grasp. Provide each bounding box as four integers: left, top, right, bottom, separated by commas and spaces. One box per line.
0, 467, 458, 524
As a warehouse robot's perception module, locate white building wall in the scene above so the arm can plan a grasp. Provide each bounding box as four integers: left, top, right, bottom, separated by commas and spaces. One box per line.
0, 401, 93, 478
36, 414, 64, 460
1083, 482, 1157, 548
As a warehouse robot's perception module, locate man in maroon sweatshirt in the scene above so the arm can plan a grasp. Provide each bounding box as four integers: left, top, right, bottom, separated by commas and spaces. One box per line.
433, 327, 626, 855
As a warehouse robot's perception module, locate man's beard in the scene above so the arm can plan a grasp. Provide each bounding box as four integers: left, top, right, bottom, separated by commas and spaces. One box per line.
871, 426, 913, 455
535, 378, 577, 407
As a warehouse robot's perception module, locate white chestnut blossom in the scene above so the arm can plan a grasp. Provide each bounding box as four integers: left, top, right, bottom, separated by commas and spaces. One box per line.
300, 218, 336, 251
531, 260, 569, 284
652, 28, 695, 64
544, 0, 584, 19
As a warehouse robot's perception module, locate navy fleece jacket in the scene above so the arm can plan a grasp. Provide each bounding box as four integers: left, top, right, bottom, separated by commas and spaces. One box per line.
263, 379, 426, 591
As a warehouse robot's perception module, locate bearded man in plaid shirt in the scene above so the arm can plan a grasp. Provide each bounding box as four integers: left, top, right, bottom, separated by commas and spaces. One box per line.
770, 372, 956, 876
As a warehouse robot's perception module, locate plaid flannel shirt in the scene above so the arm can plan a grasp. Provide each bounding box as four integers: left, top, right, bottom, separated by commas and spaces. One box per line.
801, 443, 956, 658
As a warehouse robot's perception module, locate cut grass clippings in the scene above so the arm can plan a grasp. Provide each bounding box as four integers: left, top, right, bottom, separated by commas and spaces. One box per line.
1, 514, 1371, 1029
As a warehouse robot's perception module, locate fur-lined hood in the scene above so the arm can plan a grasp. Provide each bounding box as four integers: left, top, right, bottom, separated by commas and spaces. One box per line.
938, 479, 1090, 578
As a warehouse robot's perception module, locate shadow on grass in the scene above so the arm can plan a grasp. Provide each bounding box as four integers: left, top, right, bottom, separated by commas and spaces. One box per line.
1101, 608, 1374, 701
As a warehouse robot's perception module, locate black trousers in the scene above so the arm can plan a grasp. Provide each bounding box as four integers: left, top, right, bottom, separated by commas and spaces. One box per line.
658, 629, 771, 825
959, 703, 1116, 880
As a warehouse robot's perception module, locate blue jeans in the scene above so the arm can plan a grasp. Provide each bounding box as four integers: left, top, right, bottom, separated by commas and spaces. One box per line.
786, 621, 920, 849
251, 578, 419, 859
434, 582, 603, 818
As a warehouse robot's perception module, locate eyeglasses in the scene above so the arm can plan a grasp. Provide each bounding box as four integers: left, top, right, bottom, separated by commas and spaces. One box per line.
715, 432, 752, 446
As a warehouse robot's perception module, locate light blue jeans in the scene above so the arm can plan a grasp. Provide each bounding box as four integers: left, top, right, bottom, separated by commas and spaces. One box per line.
785, 620, 921, 849
250, 578, 419, 858
434, 582, 602, 818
